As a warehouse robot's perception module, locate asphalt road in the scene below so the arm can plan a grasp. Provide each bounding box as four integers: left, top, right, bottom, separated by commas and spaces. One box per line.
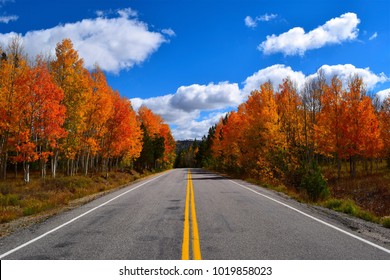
0, 168, 389, 259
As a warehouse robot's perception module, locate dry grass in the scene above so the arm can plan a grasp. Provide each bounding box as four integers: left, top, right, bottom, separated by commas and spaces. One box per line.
245, 161, 390, 227
328, 175, 390, 217
322, 161, 390, 218
0, 171, 144, 224
317, 161, 390, 227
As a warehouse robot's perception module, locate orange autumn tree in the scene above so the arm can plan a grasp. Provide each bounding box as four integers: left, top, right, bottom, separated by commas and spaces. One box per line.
315, 75, 383, 177
221, 111, 244, 172
0, 38, 27, 179
136, 106, 175, 170
50, 39, 89, 175
210, 118, 225, 170
341, 76, 383, 176
275, 78, 305, 184
210, 111, 244, 173
81, 67, 114, 175
359, 96, 383, 170
315, 76, 345, 177
210, 81, 283, 181
12, 57, 66, 182
159, 123, 176, 169
101, 92, 142, 177
276, 78, 303, 150
241, 82, 282, 180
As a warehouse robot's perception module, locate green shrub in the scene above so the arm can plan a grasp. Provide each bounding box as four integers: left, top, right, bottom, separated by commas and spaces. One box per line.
299, 162, 329, 201
324, 199, 378, 223
339, 200, 358, 215
21, 199, 51, 216
382, 217, 390, 228
325, 199, 343, 209
356, 211, 376, 223
0, 194, 20, 206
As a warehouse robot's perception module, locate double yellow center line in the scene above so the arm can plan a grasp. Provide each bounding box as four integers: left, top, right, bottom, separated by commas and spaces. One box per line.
181, 170, 202, 260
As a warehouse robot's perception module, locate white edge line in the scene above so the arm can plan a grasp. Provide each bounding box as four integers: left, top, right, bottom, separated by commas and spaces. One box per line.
0, 171, 171, 259
228, 179, 390, 255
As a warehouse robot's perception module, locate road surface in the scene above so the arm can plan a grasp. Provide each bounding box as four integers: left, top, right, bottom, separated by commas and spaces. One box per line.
0, 168, 389, 259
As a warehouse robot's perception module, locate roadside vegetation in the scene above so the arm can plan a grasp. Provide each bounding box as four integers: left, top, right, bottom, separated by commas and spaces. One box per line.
176, 74, 390, 228
0, 171, 147, 224
0, 37, 175, 225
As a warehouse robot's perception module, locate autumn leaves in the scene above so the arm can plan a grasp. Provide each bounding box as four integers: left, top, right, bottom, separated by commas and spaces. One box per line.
0, 38, 175, 182
208, 74, 389, 199
315, 76, 383, 177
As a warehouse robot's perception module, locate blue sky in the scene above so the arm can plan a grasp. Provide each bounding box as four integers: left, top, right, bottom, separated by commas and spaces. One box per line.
0, 0, 389, 139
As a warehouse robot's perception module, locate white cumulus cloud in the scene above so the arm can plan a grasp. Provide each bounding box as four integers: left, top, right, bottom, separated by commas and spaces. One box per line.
307, 64, 388, 90
173, 112, 229, 140
242, 64, 306, 95
375, 89, 390, 101
131, 82, 242, 139
259, 12, 360, 56
131, 94, 201, 139
170, 82, 242, 112
0, 9, 171, 73
131, 94, 197, 127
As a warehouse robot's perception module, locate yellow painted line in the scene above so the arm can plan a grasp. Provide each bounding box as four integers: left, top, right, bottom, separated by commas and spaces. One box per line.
181, 170, 202, 260
181, 173, 190, 260
190, 171, 202, 260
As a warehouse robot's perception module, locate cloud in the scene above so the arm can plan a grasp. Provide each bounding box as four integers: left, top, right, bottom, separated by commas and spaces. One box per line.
259, 12, 360, 56
0, 15, 18, 24
242, 64, 306, 95
172, 112, 229, 140
95, 8, 137, 19
95, 10, 105, 17
245, 13, 278, 28
375, 89, 390, 101
117, 7, 138, 18
170, 82, 242, 112
0, 9, 172, 73
131, 94, 197, 127
369, 32, 378, 40
259, 13, 278, 22
130, 82, 242, 139
307, 64, 388, 90
244, 16, 257, 28
131, 94, 202, 139
161, 28, 176, 37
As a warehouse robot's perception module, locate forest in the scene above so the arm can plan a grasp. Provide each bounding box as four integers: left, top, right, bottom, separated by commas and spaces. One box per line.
177, 73, 390, 226
0, 38, 175, 182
